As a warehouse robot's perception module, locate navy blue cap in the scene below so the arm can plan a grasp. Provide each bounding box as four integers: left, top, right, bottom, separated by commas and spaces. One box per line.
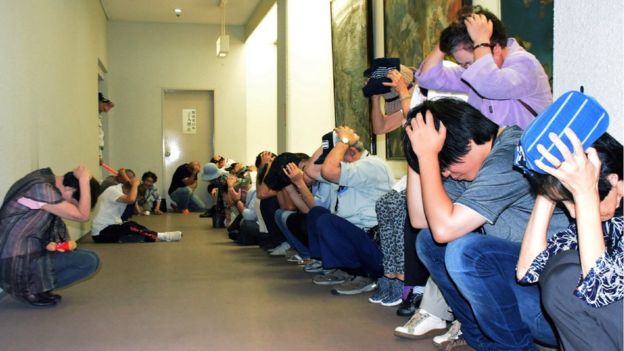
362, 58, 400, 97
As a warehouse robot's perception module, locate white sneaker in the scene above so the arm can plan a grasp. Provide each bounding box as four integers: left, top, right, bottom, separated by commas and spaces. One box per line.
286, 254, 305, 264
157, 231, 182, 242
268, 242, 291, 256
433, 320, 462, 347
394, 309, 447, 339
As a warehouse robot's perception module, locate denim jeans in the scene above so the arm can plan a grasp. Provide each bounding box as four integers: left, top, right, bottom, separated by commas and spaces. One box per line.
275, 209, 310, 258
50, 249, 100, 289
416, 230, 556, 351
170, 186, 206, 212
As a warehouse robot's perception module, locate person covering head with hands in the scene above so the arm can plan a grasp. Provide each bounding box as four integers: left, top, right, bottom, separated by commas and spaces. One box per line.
168, 160, 206, 214
0, 166, 101, 307
305, 126, 395, 296
416, 5, 551, 129
516, 130, 623, 351
403, 98, 570, 350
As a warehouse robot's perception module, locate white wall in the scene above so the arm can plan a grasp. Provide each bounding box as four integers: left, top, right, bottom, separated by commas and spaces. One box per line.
553, 0, 623, 142
0, 0, 107, 238
245, 5, 278, 163
281, 0, 335, 155
107, 22, 247, 179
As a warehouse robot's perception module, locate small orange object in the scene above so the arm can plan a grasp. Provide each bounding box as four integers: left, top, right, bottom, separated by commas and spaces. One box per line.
181, 209, 190, 215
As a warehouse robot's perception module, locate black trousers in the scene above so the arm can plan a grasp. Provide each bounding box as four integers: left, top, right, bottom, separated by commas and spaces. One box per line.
259, 197, 285, 247
540, 250, 623, 351
403, 222, 429, 286
93, 221, 158, 243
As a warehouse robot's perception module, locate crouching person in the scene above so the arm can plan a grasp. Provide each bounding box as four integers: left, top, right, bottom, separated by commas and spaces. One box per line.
517, 131, 623, 351
0, 166, 101, 307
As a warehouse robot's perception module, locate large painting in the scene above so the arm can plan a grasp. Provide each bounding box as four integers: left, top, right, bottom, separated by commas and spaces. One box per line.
331, 0, 373, 152
383, 0, 465, 159
502, 0, 553, 85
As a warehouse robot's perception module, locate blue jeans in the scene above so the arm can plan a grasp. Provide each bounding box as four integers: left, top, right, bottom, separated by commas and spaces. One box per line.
416, 230, 556, 351
308, 207, 383, 278
50, 249, 100, 289
275, 209, 310, 258
170, 186, 206, 212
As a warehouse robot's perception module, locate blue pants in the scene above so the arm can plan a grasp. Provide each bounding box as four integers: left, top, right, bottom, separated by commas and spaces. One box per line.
170, 186, 206, 212
308, 207, 382, 278
416, 230, 556, 351
275, 209, 310, 258
50, 249, 100, 290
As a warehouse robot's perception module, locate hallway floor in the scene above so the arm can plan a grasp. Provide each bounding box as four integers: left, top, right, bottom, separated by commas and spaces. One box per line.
0, 213, 438, 351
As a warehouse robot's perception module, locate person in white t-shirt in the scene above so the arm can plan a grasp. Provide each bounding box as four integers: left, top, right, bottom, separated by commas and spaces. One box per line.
91, 178, 181, 243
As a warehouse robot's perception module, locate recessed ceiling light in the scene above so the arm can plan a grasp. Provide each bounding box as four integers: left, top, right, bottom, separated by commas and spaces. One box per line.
174, 8, 182, 16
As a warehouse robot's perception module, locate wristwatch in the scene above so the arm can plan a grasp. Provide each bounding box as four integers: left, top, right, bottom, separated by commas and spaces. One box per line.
339, 137, 351, 146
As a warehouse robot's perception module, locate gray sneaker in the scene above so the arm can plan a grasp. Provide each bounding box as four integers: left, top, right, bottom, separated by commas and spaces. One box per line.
331, 276, 377, 295
303, 259, 323, 273
381, 278, 404, 306
313, 269, 353, 285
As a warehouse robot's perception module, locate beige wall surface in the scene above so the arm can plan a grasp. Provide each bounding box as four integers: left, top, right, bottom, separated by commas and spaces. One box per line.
106, 22, 247, 184
0, 0, 107, 238
282, 0, 336, 156
554, 0, 624, 143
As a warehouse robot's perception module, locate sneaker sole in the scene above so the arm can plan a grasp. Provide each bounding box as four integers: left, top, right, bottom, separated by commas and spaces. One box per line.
313, 279, 346, 286
331, 283, 377, 295
368, 297, 384, 304
393, 327, 447, 340
381, 298, 403, 307
433, 340, 473, 351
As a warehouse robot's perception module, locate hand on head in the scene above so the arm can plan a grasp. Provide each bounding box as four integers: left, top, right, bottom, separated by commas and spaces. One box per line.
404, 110, 447, 158
283, 162, 304, 183
334, 126, 360, 145
383, 69, 409, 96
72, 165, 91, 181
536, 129, 601, 198
464, 13, 493, 46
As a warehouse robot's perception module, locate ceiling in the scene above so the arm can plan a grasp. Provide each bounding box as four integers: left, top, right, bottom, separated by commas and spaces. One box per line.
100, 0, 264, 26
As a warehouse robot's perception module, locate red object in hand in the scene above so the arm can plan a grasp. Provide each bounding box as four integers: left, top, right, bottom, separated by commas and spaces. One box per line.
101, 162, 118, 176
56, 242, 72, 251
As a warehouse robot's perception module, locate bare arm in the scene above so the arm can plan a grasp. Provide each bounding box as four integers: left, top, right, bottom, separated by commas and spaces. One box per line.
516, 195, 555, 280
536, 130, 607, 277
406, 166, 428, 228
321, 126, 358, 183
117, 178, 140, 204
371, 95, 405, 134
276, 189, 297, 210
284, 184, 310, 213
303, 146, 324, 180
284, 162, 316, 209
405, 112, 486, 243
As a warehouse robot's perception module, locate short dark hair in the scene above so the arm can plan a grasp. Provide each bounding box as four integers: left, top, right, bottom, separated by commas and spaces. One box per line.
62, 173, 101, 209
527, 133, 623, 201
439, 5, 508, 54
402, 98, 499, 173
142, 171, 157, 183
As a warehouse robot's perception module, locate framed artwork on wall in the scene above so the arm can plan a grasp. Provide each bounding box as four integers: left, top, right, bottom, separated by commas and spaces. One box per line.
501, 0, 553, 86
330, 0, 374, 153
383, 0, 466, 159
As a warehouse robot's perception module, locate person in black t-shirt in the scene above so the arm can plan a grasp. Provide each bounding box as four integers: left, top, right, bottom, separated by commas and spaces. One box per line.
168, 161, 206, 213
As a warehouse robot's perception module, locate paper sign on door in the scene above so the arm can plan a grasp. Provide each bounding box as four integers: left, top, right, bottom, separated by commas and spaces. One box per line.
182, 109, 197, 134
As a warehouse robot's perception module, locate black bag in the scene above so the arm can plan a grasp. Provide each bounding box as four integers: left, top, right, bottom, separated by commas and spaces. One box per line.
212, 188, 226, 228
212, 211, 226, 228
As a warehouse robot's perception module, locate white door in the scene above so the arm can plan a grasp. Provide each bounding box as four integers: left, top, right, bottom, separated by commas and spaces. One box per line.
162, 90, 214, 210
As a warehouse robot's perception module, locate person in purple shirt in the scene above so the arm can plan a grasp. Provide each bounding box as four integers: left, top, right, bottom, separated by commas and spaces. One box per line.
416, 5, 551, 129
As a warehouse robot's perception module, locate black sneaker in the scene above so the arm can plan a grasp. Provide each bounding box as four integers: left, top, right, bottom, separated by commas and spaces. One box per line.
199, 208, 214, 218
396, 290, 423, 317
